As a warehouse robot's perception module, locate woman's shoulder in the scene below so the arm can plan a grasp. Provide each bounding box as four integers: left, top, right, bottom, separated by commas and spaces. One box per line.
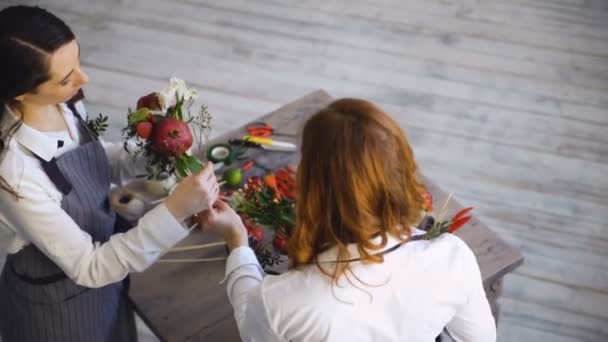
403, 232, 477, 266
0, 142, 58, 200
262, 264, 318, 292
260, 263, 332, 309
259, 266, 336, 336
407, 232, 475, 260
261, 233, 479, 291
0, 142, 31, 179
398, 233, 482, 288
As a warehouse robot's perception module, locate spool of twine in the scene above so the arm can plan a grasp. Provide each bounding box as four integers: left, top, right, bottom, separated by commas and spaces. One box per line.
110, 189, 145, 222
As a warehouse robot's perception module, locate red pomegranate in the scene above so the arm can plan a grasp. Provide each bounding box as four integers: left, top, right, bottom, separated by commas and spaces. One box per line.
151, 118, 193, 156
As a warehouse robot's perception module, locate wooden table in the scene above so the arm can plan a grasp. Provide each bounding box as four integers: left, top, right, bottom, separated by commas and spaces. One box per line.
128, 90, 524, 341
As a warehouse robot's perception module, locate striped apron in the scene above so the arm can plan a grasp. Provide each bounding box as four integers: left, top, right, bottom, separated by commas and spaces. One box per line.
0, 111, 137, 341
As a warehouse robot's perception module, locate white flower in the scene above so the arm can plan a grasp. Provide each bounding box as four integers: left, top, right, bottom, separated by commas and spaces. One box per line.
157, 78, 198, 111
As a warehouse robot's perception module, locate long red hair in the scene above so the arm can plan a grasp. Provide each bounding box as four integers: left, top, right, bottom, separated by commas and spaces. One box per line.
288, 98, 425, 283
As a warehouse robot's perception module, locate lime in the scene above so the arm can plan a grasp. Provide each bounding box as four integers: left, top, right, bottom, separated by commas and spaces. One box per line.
223, 168, 242, 187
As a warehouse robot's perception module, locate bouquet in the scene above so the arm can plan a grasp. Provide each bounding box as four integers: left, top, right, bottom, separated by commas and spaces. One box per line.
122, 78, 212, 181
417, 192, 474, 240
229, 166, 296, 268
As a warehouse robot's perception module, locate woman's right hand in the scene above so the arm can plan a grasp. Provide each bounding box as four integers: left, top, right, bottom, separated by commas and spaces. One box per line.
164, 162, 219, 221
198, 200, 248, 251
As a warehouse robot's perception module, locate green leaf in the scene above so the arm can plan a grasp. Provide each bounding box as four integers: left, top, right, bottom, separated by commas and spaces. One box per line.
175, 155, 203, 178
127, 108, 151, 126
183, 154, 203, 173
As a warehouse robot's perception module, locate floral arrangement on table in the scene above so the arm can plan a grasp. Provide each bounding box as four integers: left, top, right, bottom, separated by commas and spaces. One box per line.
228, 166, 297, 268
121, 78, 212, 182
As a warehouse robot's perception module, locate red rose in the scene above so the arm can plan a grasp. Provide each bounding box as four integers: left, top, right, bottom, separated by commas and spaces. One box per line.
136, 92, 161, 111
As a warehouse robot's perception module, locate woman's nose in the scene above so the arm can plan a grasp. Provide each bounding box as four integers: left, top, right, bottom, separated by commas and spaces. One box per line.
76, 68, 89, 86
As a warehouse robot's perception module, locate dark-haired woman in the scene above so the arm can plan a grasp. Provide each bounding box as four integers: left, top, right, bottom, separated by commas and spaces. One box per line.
0, 5, 219, 341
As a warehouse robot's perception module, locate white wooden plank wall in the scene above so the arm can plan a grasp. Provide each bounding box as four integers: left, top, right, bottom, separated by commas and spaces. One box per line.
1, 0, 607, 341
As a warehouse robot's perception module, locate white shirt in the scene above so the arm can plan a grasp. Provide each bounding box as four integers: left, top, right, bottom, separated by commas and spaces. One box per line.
224, 231, 497, 342
0, 103, 189, 288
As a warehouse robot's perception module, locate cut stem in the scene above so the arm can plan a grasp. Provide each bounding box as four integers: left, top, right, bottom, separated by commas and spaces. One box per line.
436, 193, 452, 222
167, 241, 226, 252
158, 257, 227, 263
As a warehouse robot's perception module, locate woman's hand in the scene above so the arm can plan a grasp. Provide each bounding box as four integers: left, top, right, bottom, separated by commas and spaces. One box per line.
165, 162, 219, 221
198, 200, 248, 251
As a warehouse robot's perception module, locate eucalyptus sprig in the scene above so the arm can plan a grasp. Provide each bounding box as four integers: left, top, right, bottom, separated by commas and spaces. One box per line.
87, 113, 109, 136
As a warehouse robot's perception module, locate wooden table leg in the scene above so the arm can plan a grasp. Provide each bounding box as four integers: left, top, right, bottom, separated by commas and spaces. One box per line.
486, 278, 504, 326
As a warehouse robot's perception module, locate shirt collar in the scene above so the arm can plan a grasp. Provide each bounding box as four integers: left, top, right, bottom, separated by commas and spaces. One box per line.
1, 104, 71, 162
316, 228, 425, 263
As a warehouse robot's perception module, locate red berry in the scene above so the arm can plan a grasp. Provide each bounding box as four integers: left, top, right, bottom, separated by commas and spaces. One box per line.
247, 226, 264, 241
273, 233, 288, 252
135, 121, 153, 139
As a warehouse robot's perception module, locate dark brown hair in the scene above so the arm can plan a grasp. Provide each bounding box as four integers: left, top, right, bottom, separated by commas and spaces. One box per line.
0, 5, 75, 197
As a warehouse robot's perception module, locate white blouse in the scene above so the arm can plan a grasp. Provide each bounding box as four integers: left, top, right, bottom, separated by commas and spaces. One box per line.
223, 231, 497, 342
0, 103, 189, 288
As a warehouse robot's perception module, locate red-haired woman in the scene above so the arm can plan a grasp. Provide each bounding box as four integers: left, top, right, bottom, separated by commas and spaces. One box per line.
200, 99, 496, 341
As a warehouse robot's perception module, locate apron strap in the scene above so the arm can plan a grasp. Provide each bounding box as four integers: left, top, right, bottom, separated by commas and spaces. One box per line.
34, 96, 95, 195
66, 100, 99, 142
10, 263, 67, 285
37, 156, 73, 195
323, 234, 425, 264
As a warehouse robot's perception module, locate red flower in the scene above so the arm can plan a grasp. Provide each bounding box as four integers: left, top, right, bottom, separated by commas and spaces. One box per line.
136, 92, 161, 111
422, 191, 433, 212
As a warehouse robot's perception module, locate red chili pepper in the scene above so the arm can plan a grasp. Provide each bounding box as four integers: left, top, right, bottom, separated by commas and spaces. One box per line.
275, 170, 296, 199
241, 160, 254, 171
452, 207, 474, 222
448, 215, 472, 233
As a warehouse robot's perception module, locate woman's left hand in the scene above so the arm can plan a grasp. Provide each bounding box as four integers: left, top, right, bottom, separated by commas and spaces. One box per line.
197, 200, 248, 251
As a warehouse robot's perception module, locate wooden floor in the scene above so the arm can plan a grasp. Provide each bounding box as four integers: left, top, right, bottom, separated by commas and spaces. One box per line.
1, 0, 607, 341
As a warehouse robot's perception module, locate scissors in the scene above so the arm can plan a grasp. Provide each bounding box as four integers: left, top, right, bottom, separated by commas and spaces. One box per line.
246, 122, 294, 138
229, 138, 296, 152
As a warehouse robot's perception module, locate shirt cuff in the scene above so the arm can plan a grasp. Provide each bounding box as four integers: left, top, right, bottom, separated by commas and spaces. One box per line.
140, 203, 191, 247
221, 246, 264, 283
